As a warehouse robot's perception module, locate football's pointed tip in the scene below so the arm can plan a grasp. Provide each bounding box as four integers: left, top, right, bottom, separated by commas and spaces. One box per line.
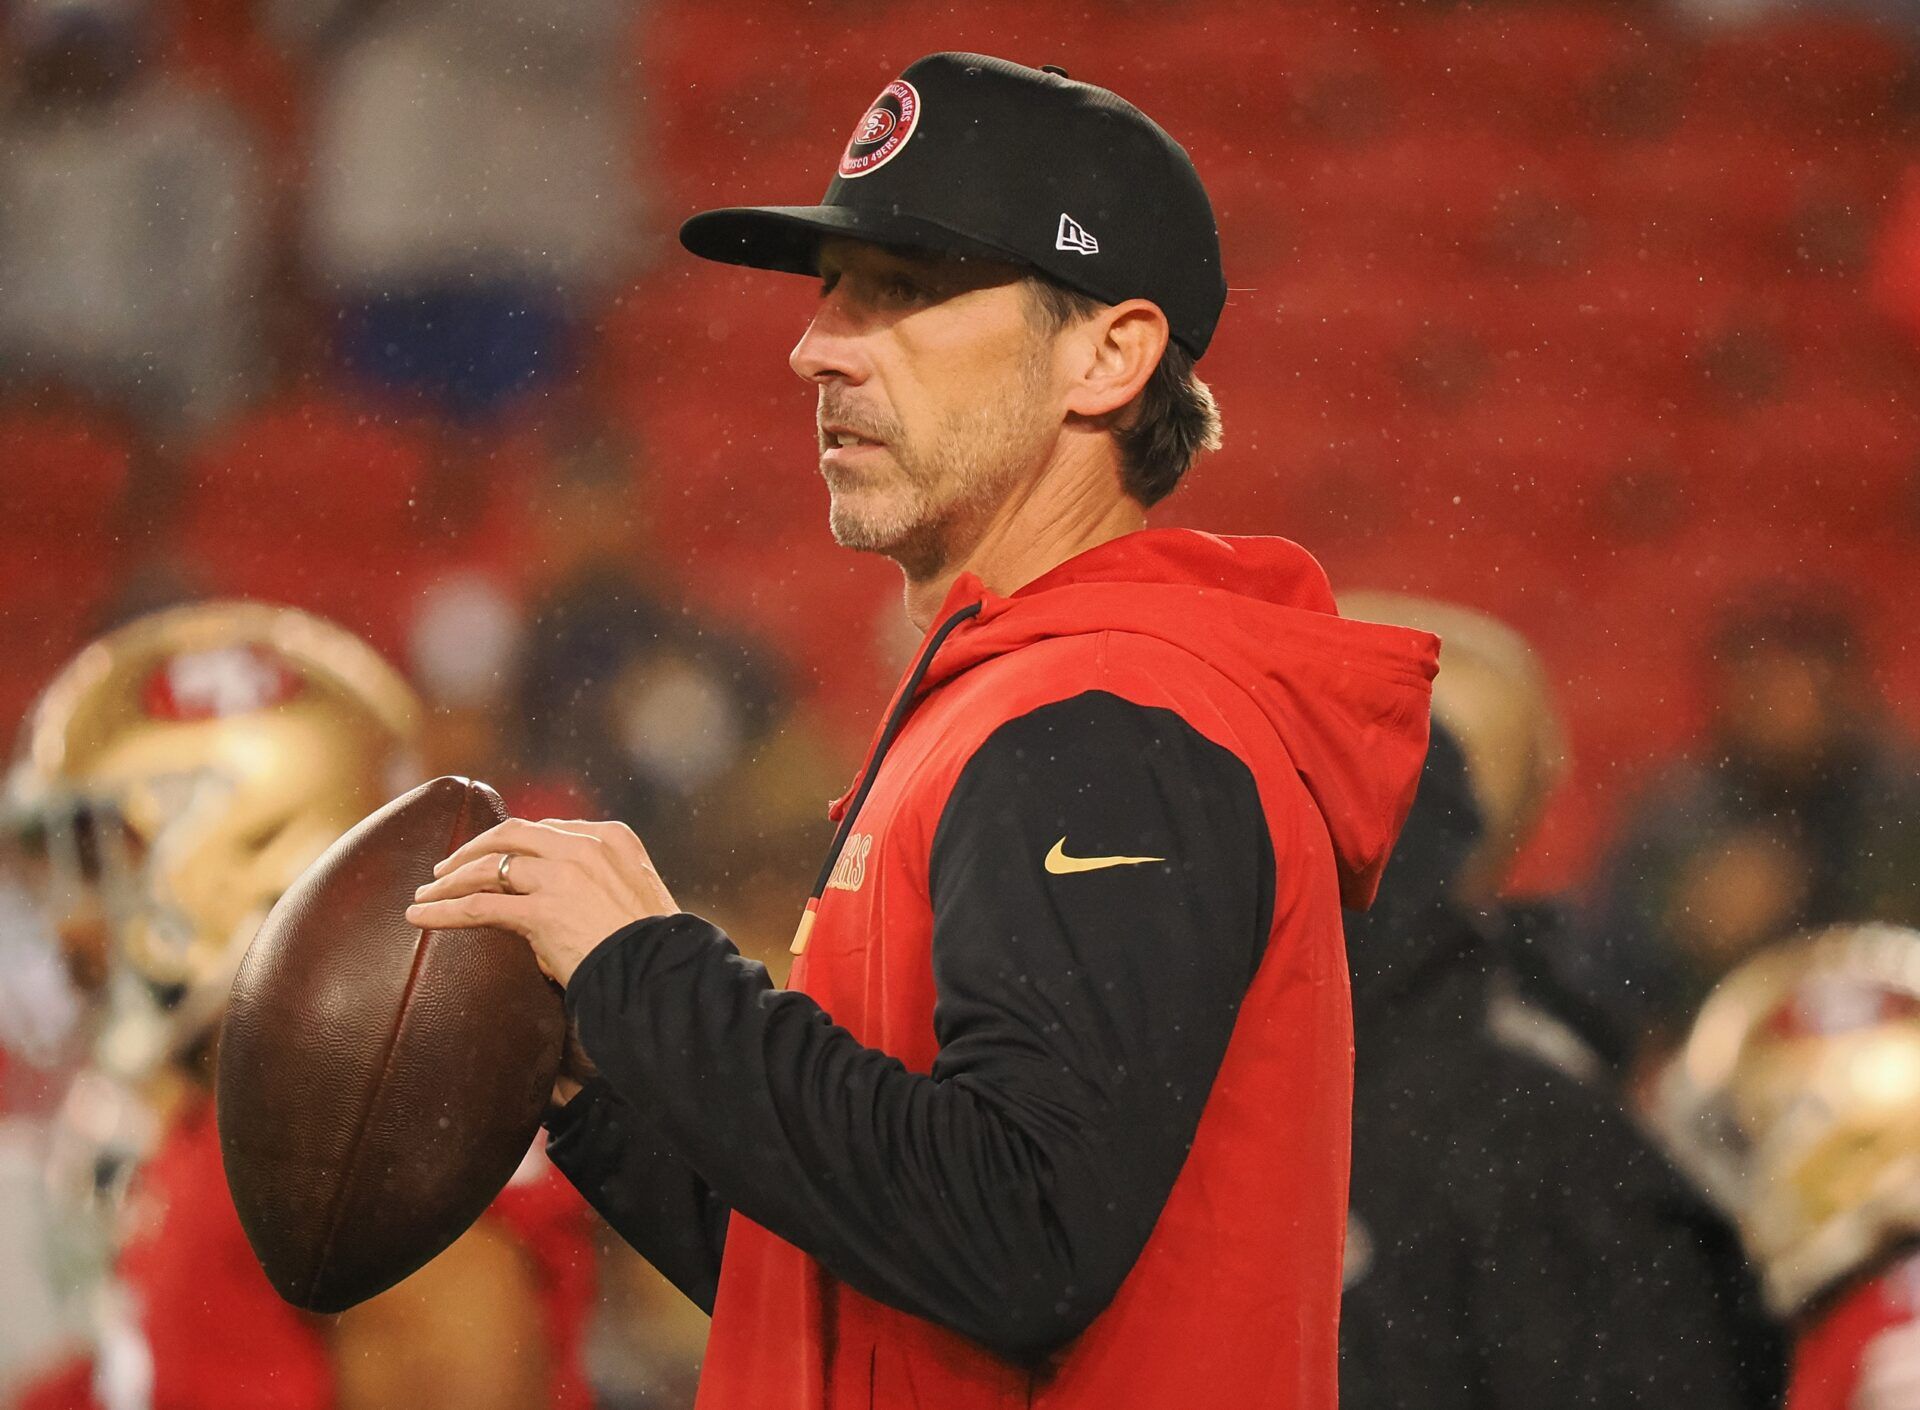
415, 774, 505, 822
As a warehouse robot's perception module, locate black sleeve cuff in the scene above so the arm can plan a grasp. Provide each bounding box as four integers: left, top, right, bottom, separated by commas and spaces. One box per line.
562, 911, 763, 1113
540, 1064, 730, 1313
543, 1071, 618, 1144
565, 913, 675, 1003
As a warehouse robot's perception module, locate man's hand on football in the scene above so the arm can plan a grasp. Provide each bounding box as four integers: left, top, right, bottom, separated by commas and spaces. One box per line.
405, 818, 677, 988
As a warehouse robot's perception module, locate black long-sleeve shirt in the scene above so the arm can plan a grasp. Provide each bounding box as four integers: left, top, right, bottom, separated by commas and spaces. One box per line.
545, 690, 1275, 1360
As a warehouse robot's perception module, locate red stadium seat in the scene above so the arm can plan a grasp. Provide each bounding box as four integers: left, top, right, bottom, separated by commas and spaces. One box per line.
1688, 13, 1917, 138
1380, 4, 1664, 139
178, 392, 441, 653
1684, 383, 1920, 533
0, 400, 131, 728
0, 400, 132, 539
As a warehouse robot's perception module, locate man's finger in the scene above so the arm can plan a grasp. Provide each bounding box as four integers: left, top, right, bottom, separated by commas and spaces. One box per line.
538, 818, 649, 856
404, 891, 538, 935
539, 817, 653, 864
414, 851, 549, 904
433, 818, 593, 877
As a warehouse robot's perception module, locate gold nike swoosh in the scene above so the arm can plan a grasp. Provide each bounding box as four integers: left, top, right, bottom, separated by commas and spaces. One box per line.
1044, 838, 1166, 875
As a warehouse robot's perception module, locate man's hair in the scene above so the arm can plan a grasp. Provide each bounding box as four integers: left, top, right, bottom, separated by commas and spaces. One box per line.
1023, 277, 1222, 506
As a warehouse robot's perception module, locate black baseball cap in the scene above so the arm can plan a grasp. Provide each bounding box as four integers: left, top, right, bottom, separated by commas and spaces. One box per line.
679, 53, 1227, 357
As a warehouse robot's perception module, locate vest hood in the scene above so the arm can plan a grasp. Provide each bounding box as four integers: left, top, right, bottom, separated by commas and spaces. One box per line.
844, 528, 1438, 909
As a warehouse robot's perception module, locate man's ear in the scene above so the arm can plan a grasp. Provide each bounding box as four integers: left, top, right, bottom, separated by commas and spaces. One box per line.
1063, 300, 1170, 420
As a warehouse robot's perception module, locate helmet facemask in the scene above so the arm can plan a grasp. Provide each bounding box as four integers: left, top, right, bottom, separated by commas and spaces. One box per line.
1658, 924, 1920, 1316
10, 604, 421, 1082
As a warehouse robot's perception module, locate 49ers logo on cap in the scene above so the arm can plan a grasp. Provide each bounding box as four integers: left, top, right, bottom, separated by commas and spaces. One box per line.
840, 79, 919, 179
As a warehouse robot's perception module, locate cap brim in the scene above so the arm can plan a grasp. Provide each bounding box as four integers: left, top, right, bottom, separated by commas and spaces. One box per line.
679, 204, 1025, 276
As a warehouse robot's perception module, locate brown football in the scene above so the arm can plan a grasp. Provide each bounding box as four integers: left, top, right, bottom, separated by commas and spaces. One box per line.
217, 775, 565, 1313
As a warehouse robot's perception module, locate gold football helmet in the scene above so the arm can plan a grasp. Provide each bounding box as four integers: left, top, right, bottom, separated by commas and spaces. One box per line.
1658, 923, 1920, 1316
7, 601, 420, 1075
1338, 592, 1568, 903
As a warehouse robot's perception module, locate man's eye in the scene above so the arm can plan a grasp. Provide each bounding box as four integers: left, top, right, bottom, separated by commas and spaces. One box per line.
881, 277, 926, 304
818, 271, 842, 298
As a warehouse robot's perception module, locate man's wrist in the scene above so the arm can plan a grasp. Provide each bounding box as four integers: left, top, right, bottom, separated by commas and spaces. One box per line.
557, 913, 738, 1117
564, 914, 674, 996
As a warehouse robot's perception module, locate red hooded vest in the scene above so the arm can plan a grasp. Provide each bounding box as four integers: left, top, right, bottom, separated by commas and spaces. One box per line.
697, 528, 1437, 1409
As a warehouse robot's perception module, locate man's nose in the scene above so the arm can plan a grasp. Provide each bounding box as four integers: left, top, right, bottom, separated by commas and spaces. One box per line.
790, 297, 870, 385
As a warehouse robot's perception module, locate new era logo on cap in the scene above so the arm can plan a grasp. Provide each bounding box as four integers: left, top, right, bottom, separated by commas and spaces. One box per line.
1056, 213, 1099, 255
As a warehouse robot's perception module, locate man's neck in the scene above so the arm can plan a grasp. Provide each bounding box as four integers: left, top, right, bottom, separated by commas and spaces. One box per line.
901, 442, 1146, 631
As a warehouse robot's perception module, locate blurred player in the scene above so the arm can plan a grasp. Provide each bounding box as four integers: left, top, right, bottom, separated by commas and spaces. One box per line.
1339, 591, 1625, 1061
0, 842, 90, 1402
1337, 594, 1784, 1408
1663, 923, 1920, 1410
1594, 595, 1920, 1064
4, 601, 595, 1410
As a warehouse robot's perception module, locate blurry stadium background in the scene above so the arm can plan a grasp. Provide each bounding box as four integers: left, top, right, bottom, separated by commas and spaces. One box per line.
6, 0, 1920, 1401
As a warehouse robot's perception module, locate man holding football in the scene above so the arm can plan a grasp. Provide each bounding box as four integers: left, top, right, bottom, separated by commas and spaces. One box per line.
410, 53, 1438, 1409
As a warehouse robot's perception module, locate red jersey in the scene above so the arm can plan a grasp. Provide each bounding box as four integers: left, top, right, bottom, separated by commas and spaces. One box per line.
1790, 1250, 1920, 1410
695, 530, 1437, 1409
21, 1092, 595, 1410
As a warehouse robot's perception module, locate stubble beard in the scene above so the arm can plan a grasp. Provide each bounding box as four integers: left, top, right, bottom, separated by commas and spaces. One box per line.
821, 344, 1053, 582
